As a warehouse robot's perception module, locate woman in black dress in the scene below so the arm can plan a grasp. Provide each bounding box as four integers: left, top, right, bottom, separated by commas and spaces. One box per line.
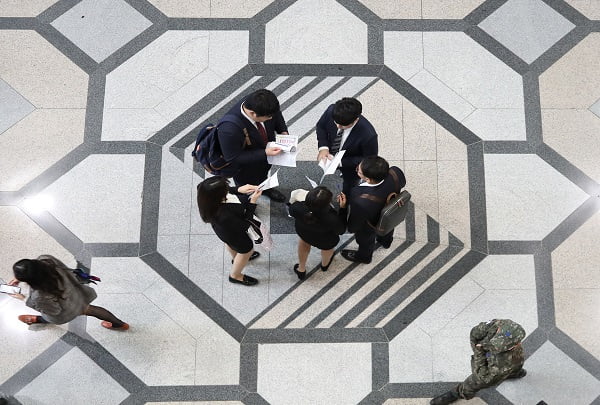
288, 186, 347, 279
197, 176, 262, 286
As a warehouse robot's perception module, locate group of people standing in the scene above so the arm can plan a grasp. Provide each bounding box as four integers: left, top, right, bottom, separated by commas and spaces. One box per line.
196, 89, 406, 285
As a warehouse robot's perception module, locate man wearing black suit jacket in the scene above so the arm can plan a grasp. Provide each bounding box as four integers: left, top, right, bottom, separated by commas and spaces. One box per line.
219, 89, 288, 202
341, 156, 406, 264
316, 97, 378, 195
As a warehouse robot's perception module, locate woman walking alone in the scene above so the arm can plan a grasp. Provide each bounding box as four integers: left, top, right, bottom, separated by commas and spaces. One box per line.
7, 255, 128, 330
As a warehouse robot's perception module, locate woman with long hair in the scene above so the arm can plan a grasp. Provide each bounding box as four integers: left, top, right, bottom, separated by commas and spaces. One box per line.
288, 186, 347, 279
197, 176, 263, 286
7, 255, 128, 330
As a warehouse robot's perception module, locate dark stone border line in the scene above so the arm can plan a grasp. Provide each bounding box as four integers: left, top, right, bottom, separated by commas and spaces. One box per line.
61, 332, 146, 393
139, 143, 162, 255
130, 385, 245, 402
549, 327, 600, 379
466, 141, 488, 253
487, 241, 543, 255
167, 18, 255, 31
464, 25, 529, 75
533, 249, 556, 330
382, 19, 469, 31
464, 0, 510, 25
383, 250, 486, 339
522, 71, 545, 147
83, 243, 141, 257
278, 76, 324, 111
542, 197, 600, 252
20, 210, 84, 259
242, 393, 271, 405
240, 343, 259, 392
242, 327, 388, 344
141, 252, 246, 341
483, 141, 534, 154
123, 0, 168, 24
0, 17, 38, 29
372, 342, 389, 390
250, 63, 384, 77
529, 25, 591, 74
307, 240, 416, 329
0, 339, 72, 396
0, 191, 22, 206
542, 0, 590, 25
333, 242, 438, 328
361, 244, 463, 328
249, 23, 266, 64
37, 0, 83, 23
35, 23, 98, 75
83, 71, 106, 143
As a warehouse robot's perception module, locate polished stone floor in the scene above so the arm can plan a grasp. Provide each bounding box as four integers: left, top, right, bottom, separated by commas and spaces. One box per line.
0, 0, 599, 404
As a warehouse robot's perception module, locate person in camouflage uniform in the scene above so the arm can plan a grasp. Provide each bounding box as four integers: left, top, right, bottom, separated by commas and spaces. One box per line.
430, 319, 527, 405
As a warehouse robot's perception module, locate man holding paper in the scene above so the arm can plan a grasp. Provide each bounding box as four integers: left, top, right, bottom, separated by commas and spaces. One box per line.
219, 89, 288, 202
315, 97, 378, 194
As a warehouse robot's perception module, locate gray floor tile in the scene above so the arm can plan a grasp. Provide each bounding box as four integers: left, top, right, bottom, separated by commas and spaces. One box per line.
479, 0, 575, 63
51, 0, 152, 62
0, 79, 34, 135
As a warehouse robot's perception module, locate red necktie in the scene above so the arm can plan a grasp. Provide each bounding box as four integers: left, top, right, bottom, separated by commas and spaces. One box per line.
256, 122, 268, 145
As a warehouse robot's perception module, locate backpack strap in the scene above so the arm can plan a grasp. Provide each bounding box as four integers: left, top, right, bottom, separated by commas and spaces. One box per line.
218, 113, 252, 148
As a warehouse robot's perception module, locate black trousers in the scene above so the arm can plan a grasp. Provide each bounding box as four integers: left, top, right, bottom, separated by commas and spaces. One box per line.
355, 226, 393, 261
233, 162, 270, 186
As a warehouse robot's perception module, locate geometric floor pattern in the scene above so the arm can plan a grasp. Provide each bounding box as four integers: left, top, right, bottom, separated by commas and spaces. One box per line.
1, 0, 599, 404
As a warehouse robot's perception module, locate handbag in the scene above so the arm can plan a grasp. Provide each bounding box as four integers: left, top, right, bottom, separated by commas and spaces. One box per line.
246, 216, 263, 244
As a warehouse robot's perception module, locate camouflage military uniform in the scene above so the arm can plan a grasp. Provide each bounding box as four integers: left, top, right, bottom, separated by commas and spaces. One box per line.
456, 319, 526, 399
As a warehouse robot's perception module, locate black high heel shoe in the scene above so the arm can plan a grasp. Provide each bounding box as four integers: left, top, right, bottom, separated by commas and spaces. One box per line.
320, 256, 334, 271
293, 263, 306, 280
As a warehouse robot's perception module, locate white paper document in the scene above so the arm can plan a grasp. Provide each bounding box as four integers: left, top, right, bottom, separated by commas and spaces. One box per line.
266, 134, 299, 167
257, 170, 279, 191
318, 150, 346, 181
305, 175, 318, 189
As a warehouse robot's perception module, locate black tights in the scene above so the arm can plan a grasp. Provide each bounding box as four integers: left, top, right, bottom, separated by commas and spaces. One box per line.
84, 305, 125, 327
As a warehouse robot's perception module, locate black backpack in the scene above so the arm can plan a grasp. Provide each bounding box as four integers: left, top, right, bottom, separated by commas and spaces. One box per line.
191, 114, 251, 177
360, 169, 411, 236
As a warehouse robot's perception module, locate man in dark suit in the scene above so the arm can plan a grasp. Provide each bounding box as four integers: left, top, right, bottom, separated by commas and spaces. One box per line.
316, 97, 378, 195
219, 89, 288, 202
341, 156, 406, 264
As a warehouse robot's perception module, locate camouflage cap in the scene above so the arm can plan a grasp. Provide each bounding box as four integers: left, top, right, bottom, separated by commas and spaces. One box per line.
481, 319, 526, 353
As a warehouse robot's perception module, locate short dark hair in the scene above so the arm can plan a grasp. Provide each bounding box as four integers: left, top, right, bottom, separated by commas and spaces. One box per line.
332, 97, 362, 126
303, 186, 333, 225
244, 89, 280, 117
360, 156, 389, 182
197, 176, 229, 223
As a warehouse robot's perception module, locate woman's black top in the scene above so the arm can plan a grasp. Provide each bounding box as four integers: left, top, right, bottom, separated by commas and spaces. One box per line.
289, 201, 347, 250
210, 188, 257, 253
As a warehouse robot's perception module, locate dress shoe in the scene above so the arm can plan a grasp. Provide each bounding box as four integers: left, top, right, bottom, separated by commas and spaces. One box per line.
293, 263, 306, 280
228, 274, 259, 286
232, 251, 260, 263
341, 249, 371, 264
101, 321, 130, 331
321, 256, 334, 271
377, 239, 392, 249
507, 368, 527, 379
262, 188, 286, 202
430, 390, 459, 405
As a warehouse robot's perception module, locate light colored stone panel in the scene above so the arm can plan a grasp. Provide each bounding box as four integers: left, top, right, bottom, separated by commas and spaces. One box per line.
565, 0, 600, 19
404, 160, 439, 221
552, 210, 600, 289
15, 347, 129, 404
413, 277, 484, 336
0, 78, 35, 135
210, 0, 274, 17
87, 293, 197, 385
539, 33, 600, 109
555, 289, 600, 359
468, 255, 536, 290
195, 324, 240, 384
104, 31, 210, 109
157, 234, 190, 275
0, 0, 59, 17
384, 31, 423, 80
409, 69, 475, 121
542, 109, 600, 183
432, 324, 473, 381
423, 32, 524, 108
0, 207, 75, 282
149, 403, 243, 405
0, 31, 88, 108
43, 154, 145, 243
437, 160, 470, 246
359, 0, 421, 18
403, 99, 436, 160
436, 124, 467, 161
497, 341, 600, 404
484, 154, 588, 241
147, 0, 211, 17
358, 80, 404, 162
422, 0, 485, 18
0, 296, 67, 385
384, 399, 486, 405
102, 108, 168, 141
462, 108, 526, 141
389, 324, 433, 382
208, 31, 249, 79
91, 257, 160, 294
265, 0, 368, 64
258, 343, 371, 405
0, 109, 85, 191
